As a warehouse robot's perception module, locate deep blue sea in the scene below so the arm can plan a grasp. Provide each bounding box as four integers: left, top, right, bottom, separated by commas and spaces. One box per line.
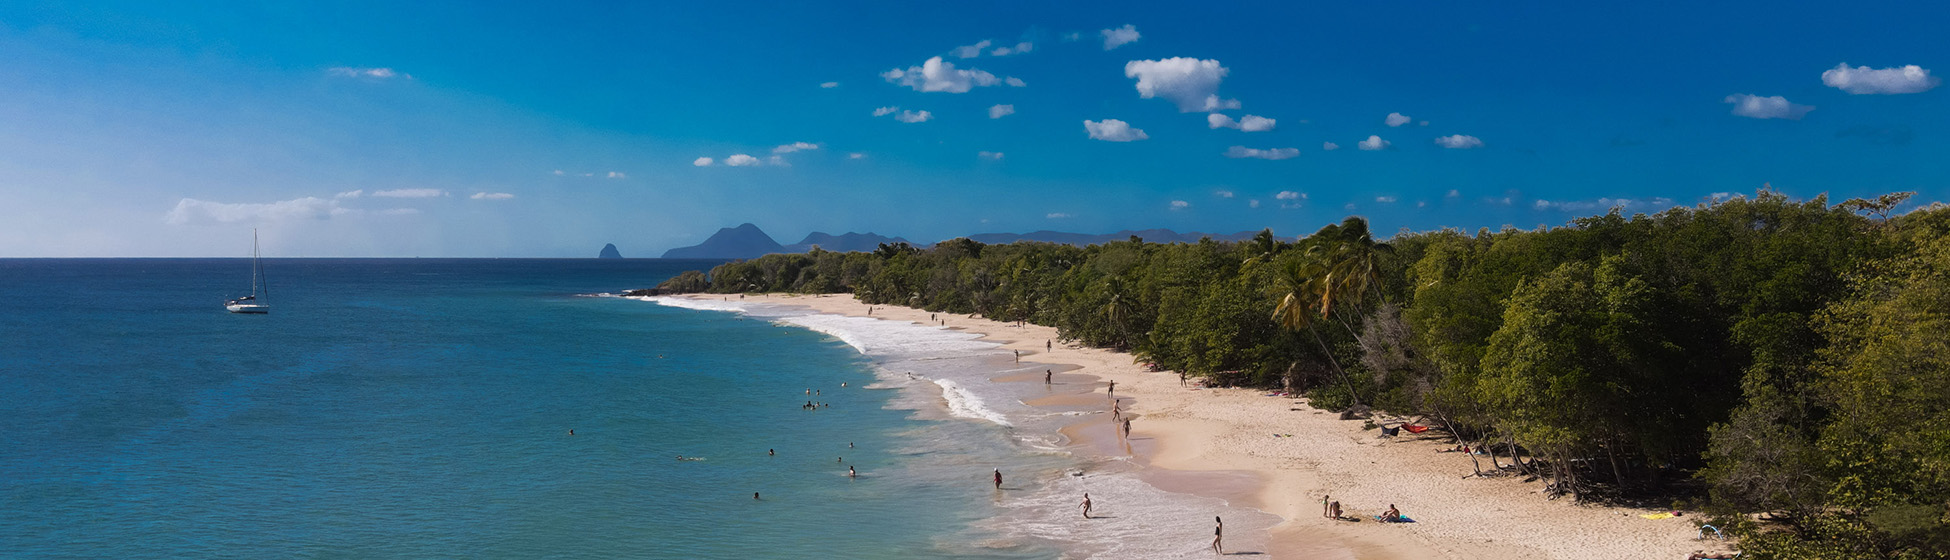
0, 259, 1057, 559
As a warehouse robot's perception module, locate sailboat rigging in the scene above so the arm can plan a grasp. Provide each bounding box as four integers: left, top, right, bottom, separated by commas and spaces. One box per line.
225, 229, 270, 314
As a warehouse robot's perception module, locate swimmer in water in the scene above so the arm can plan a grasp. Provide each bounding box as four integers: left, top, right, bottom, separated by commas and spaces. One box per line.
848, 466, 857, 478
754, 492, 760, 500
568, 429, 575, 436
769, 449, 775, 456
993, 468, 1002, 489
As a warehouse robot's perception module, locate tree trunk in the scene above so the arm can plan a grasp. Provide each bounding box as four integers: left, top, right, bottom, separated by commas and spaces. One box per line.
1605, 434, 1626, 492
1305, 326, 1362, 407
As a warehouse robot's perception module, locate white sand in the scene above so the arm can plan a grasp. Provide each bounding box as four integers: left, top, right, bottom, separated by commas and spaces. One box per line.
707, 294, 1720, 559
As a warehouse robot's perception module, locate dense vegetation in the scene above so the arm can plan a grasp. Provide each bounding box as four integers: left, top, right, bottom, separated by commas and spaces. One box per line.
658, 191, 1948, 558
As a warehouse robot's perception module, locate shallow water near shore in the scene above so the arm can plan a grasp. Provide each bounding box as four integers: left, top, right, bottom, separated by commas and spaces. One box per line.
0, 259, 1051, 559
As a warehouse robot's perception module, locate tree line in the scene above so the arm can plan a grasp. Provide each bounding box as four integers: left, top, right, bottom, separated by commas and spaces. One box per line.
655, 190, 1947, 559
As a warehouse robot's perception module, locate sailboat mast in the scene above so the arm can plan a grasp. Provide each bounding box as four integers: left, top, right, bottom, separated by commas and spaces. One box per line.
251, 228, 262, 297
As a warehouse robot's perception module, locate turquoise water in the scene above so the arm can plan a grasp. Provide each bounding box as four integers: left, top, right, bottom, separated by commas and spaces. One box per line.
0, 259, 1048, 559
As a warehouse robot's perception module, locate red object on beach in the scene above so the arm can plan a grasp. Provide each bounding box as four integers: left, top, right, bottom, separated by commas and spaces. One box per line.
1403, 425, 1430, 433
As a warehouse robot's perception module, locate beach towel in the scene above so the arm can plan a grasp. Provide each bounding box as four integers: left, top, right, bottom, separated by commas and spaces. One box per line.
1640, 512, 1676, 520
1380, 426, 1400, 436
1403, 425, 1430, 433
1372, 515, 1415, 523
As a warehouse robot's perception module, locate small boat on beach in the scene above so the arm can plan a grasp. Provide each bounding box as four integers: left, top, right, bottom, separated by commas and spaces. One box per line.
225, 229, 269, 314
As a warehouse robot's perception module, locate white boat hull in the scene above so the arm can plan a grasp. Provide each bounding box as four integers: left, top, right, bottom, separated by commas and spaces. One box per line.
226, 304, 269, 314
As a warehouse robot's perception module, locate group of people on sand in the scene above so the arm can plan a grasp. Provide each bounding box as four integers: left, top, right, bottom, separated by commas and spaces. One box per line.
1321, 495, 1406, 523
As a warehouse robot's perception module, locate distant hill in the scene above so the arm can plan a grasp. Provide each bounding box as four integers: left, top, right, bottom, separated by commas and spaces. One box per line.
661, 223, 784, 259
962, 228, 1262, 245
598, 243, 623, 259
783, 232, 912, 253
661, 224, 1268, 259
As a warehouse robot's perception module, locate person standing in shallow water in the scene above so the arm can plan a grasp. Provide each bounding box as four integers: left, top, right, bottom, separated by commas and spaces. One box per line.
1045, 370, 1053, 384
993, 469, 1002, 489
1080, 494, 1093, 518
1212, 516, 1224, 554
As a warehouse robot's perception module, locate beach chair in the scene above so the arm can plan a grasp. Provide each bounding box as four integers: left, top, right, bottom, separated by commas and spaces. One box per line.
1380, 425, 1401, 436
1697, 524, 1724, 541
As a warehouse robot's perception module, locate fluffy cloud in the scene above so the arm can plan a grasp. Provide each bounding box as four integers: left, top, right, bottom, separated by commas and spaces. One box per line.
1385, 112, 1411, 127
1005, 77, 1026, 87
773, 142, 820, 154
1276, 191, 1304, 200
1249, 200, 1261, 208
1357, 135, 1391, 150
873, 106, 899, 116
471, 192, 514, 200
1724, 94, 1814, 120
372, 188, 446, 198
1170, 200, 1190, 210
1434, 134, 1484, 149
724, 154, 762, 167
819, 81, 839, 88
1047, 212, 1073, 219
1821, 63, 1939, 94
335, 190, 362, 199
894, 109, 933, 123
166, 196, 351, 225
992, 42, 1034, 56
1084, 119, 1149, 141
1101, 24, 1140, 50
327, 67, 406, 79
1321, 141, 1340, 151
1215, 190, 1235, 198
1224, 146, 1299, 160
1376, 196, 1398, 203
978, 151, 1004, 160
882, 57, 1008, 93
1125, 58, 1238, 112
989, 104, 1016, 119
848, 153, 866, 159
1447, 189, 1461, 198
953, 40, 993, 59
1533, 197, 1676, 212
1207, 113, 1275, 131
693, 157, 714, 167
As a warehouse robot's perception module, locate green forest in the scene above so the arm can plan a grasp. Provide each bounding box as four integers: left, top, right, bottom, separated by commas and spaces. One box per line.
656, 190, 1949, 559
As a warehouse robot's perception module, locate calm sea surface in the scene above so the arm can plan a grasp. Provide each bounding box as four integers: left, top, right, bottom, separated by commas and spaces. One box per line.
0, 259, 1052, 559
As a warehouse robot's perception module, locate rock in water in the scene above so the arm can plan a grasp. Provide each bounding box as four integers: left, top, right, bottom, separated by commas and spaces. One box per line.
598, 243, 623, 259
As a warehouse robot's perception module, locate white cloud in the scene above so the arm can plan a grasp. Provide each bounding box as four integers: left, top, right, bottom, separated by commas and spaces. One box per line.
376, 208, 420, 216
1321, 141, 1340, 151
978, 151, 1004, 160
1532, 196, 1677, 212
991, 41, 1034, 56
724, 154, 762, 167
1447, 189, 1461, 198
1125, 58, 1238, 112
166, 196, 351, 225
1102, 24, 1140, 50
1207, 113, 1275, 131
552, 170, 565, 176
848, 152, 865, 159
767, 155, 788, 166
372, 188, 446, 198
873, 106, 899, 116
1005, 76, 1026, 87
1417, 201, 1427, 208
1063, 32, 1082, 42
334, 190, 362, 199
1275, 191, 1304, 200
1822, 63, 1939, 94
693, 157, 715, 167
882, 56, 1004, 93
1224, 146, 1299, 160
773, 141, 820, 154
820, 81, 839, 88
1084, 119, 1148, 141
1357, 135, 1391, 150
1169, 200, 1190, 210
894, 109, 933, 123
1385, 112, 1411, 127
1047, 212, 1073, 219
1376, 196, 1398, 203
607, 171, 626, 178
471, 192, 514, 200
327, 67, 406, 79
989, 104, 1016, 119
953, 40, 993, 59
1249, 200, 1261, 208
1724, 94, 1814, 120
1434, 134, 1484, 149
1215, 190, 1234, 198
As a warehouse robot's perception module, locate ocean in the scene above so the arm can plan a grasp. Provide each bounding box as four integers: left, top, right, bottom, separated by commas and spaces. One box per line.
0, 259, 1273, 559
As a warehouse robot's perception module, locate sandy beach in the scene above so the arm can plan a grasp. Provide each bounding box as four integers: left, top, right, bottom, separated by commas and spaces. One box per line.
702, 293, 1719, 560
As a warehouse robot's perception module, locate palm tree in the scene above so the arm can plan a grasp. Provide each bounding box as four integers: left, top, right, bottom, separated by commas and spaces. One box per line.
1306, 217, 1394, 317
1100, 282, 1132, 350
1271, 258, 1363, 406
1238, 229, 1282, 271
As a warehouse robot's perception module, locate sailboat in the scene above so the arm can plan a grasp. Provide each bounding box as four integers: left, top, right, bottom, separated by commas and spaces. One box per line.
225, 229, 270, 314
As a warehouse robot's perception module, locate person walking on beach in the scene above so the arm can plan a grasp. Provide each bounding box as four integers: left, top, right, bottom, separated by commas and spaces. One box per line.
1111, 400, 1122, 422
1122, 417, 1132, 438
1080, 494, 1094, 519
1014, 350, 1020, 363
1212, 516, 1224, 554
1045, 370, 1053, 384
993, 468, 1002, 489
1108, 380, 1115, 394
1322, 495, 1333, 519
1047, 339, 1052, 351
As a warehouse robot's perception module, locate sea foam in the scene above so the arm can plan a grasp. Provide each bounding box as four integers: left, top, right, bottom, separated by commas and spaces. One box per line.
934, 378, 1013, 427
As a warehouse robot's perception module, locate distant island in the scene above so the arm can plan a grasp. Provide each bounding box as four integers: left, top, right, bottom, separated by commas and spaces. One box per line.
659, 223, 1259, 259
598, 243, 623, 259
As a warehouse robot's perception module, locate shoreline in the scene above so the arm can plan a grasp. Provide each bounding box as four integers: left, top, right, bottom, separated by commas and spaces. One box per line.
674, 293, 1713, 559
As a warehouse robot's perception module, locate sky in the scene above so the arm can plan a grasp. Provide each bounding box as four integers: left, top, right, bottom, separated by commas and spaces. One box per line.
0, 1, 1944, 257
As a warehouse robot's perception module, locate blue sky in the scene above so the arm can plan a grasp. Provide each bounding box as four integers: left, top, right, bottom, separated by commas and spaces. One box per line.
0, 1, 1943, 257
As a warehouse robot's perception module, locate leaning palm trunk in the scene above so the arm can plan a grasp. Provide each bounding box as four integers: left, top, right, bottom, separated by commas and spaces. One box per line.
1305, 324, 1363, 407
